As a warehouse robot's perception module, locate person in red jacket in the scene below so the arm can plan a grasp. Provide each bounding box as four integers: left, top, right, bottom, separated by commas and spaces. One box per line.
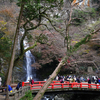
31, 78, 34, 85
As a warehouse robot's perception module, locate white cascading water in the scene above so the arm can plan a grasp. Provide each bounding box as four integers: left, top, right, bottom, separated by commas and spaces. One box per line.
24, 39, 34, 82
20, 28, 36, 82
24, 37, 38, 82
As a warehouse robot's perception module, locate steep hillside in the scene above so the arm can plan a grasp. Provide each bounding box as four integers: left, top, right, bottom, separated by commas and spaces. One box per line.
0, 0, 100, 81
31, 10, 100, 78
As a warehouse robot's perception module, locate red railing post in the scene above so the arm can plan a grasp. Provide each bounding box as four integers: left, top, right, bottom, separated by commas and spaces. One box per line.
88, 84, 91, 88
22, 82, 24, 87
41, 84, 43, 89
80, 83, 82, 88
71, 83, 73, 88
52, 84, 54, 89
62, 84, 64, 88
96, 84, 99, 89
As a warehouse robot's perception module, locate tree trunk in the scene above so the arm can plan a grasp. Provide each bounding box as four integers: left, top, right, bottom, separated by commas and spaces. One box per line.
6, 1, 25, 85
33, 57, 65, 100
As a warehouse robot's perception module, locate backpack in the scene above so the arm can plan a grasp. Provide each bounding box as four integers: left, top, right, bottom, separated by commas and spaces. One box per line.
31, 79, 34, 84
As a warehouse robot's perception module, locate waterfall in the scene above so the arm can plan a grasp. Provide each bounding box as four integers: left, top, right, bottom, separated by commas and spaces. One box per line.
24, 39, 33, 81
24, 37, 38, 82
20, 28, 37, 82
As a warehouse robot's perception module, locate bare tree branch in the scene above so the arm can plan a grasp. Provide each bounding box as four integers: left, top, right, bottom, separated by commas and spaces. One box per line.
41, 14, 65, 33
90, 38, 100, 41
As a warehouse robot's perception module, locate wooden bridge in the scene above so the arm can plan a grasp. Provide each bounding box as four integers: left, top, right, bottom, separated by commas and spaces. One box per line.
23, 81, 100, 94
1, 81, 100, 100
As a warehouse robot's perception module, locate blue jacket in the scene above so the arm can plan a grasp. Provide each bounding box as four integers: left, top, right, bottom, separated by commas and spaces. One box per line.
8, 85, 12, 92
16, 82, 22, 90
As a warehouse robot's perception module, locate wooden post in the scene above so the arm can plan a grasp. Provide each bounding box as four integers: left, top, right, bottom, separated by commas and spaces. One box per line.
21, 88, 22, 96
96, 84, 99, 89
30, 84, 32, 90
62, 84, 64, 88
14, 92, 16, 100
5, 85, 9, 100
88, 84, 91, 88
80, 83, 82, 88
71, 83, 73, 88
18, 90, 20, 97
23, 87, 24, 95
52, 84, 54, 89
22, 82, 24, 87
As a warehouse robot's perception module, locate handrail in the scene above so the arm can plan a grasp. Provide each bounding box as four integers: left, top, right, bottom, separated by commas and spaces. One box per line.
22, 81, 100, 90
1, 81, 100, 100
22, 80, 61, 86
0, 86, 7, 95
22, 81, 66, 86
9, 86, 30, 100
19, 81, 100, 100
0, 86, 30, 100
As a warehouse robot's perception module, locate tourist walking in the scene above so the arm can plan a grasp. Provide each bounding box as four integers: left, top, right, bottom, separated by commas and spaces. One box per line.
95, 77, 98, 84
88, 77, 91, 84
76, 77, 81, 83
31, 78, 34, 85
60, 78, 64, 83
16, 82, 22, 90
56, 75, 59, 81
29, 77, 32, 84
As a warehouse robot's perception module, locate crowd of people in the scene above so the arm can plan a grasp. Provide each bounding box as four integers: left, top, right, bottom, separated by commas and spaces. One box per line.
55, 75, 100, 84
1, 75, 100, 93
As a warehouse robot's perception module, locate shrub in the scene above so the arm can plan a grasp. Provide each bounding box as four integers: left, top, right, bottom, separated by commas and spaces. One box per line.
20, 90, 34, 100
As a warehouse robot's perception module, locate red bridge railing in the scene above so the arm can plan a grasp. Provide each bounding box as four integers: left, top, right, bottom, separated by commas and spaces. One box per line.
22, 81, 100, 90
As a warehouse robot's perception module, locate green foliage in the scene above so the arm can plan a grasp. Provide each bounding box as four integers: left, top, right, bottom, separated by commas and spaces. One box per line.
27, 33, 33, 42
17, 0, 63, 7
0, 20, 7, 32
0, 31, 5, 38
72, 8, 97, 25
0, 73, 5, 85
35, 33, 48, 44
79, 66, 87, 71
17, 0, 63, 23
71, 34, 92, 52
0, 36, 12, 58
20, 90, 33, 100
89, 8, 96, 18
73, 18, 84, 25
22, 0, 63, 21
33, 51, 42, 58
23, 3, 40, 21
